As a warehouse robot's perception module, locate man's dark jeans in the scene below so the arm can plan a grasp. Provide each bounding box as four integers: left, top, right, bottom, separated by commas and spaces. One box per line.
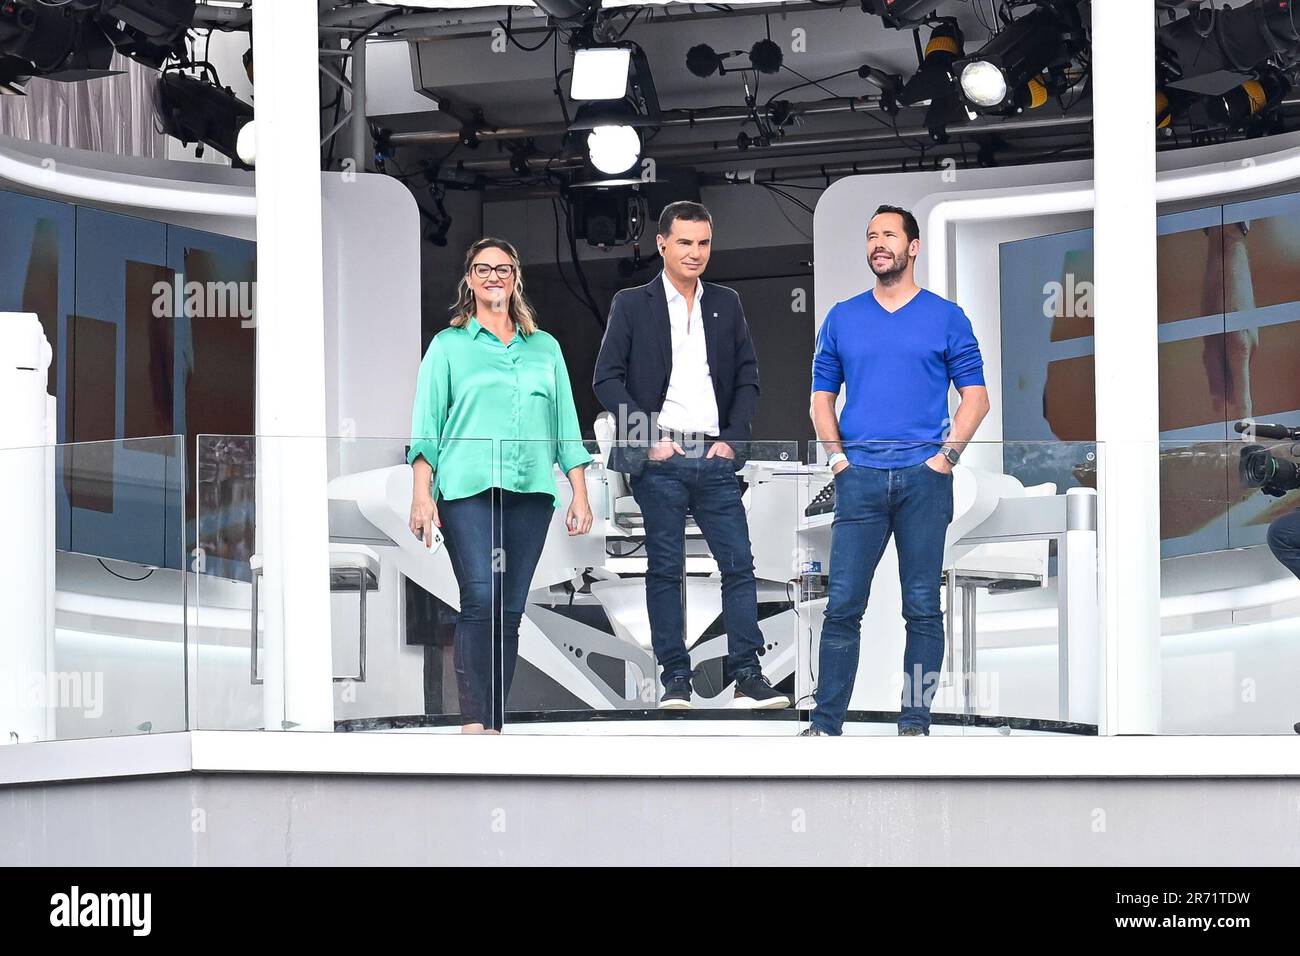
630, 449, 765, 688
438, 487, 553, 730
812, 460, 953, 735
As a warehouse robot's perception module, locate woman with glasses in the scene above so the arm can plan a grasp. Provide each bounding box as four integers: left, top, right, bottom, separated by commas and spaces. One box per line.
407, 238, 593, 733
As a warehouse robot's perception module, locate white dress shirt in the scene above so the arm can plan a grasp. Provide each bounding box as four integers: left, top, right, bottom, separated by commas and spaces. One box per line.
658, 271, 720, 435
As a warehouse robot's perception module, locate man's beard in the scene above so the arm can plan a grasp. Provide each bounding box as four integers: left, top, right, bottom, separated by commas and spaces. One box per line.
870, 250, 909, 283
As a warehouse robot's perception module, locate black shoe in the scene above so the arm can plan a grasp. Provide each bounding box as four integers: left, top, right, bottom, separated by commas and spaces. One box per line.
898, 725, 927, 736
731, 671, 791, 710
798, 727, 828, 736
658, 676, 693, 710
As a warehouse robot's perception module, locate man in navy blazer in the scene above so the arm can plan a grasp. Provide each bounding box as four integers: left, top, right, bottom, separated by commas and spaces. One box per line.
593, 201, 789, 711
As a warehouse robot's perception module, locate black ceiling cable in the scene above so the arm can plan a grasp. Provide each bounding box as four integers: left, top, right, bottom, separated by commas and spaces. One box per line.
764, 68, 860, 108
757, 183, 813, 240
553, 195, 607, 329
550, 196, 589, 311
498, 8, 557, 52
762, 184, 814, 214
552, 28, 572, 128
98, 558, 154, 582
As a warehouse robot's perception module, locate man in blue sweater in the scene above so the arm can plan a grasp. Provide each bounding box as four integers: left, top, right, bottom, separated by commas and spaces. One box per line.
805, 205, 990, 736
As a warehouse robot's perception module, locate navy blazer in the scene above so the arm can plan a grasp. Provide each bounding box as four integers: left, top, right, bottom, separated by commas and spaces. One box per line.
593, 271, 760, 476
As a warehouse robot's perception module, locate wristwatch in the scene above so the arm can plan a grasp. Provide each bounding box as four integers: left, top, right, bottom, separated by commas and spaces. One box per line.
827, 452, 848, 470
939, 445, 961, 466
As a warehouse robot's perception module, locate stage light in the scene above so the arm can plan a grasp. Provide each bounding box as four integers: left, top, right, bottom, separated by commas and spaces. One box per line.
530, 0, 600, 23
102, 0, 196, 43
1161, 0, 1300, 96
862, 0, 935, 29
0, 1, 100, 81
571, 46, 631, 100
1207, 71, 1290, 128
923, 94, 971, 144
899, 19, 964, 107
1155, 88, 1196, 130
1156, 90, 1172, 128
959, 60, 1007, 108
1024, 76, 1048, 109
569, 186, 635, 247
587, 125, 641, 177
153, 72, 254, 168
568, 44, 659, 184
236, 119, 256, 167
568, 101, 647, 183
953, 5, 1074, 113
0, 0, 197, 85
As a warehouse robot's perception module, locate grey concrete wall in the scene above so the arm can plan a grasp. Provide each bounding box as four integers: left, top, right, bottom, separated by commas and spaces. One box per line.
3, 773, 1299, 866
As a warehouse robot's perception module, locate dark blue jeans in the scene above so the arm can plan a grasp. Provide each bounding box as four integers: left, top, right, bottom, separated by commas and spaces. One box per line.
629, 450, 765, 687
1268, 508, 1300, 580
812, 460, 953, 734
438, 487, 554, 729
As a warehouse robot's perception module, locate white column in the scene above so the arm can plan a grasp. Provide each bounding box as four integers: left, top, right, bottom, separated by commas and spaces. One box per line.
0, 314, 54, 743
251, 0, 334, 731
1092, 0, 1161, 734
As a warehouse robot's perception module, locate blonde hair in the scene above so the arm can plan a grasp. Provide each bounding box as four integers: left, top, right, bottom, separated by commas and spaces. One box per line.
449, 237, 538, 335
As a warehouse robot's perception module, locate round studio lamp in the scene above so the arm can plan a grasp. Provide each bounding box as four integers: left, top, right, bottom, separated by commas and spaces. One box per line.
1207, 73, 1289, 127
959, 60, 1008, 108
953, 6, 1067, 112
587, 124, 641, 176
236, 119, 256, 166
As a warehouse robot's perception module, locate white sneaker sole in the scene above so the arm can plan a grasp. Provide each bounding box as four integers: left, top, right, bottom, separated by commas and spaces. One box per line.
657, 699, 693, 710
731, 695, 791, 710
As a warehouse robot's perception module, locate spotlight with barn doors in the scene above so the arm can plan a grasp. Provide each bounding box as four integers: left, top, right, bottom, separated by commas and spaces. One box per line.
1159, 0, 1300, 98
567, 185, 643, 248
568, 98, 658, 184
153, 71, 254, 169
571, 45, 632, 101
587, 125, 641, 178
952, 2, 1084, 115
0, 0, 198, 92
1207, 70, 1290, 129
236, 119, 256, 166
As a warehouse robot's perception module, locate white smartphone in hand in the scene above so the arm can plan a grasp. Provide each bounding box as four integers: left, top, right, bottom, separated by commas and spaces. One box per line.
413, 525, 444, 551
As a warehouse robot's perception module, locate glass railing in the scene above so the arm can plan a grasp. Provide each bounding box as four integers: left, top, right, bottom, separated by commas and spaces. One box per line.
796, 439, 1103, 737
193, 435, 496, 733
1156, 437, 1300, 735
20, 430, 1300, 743
172, 434, 1116, 738
493, 438, 805, 735
1, 435, 186, 743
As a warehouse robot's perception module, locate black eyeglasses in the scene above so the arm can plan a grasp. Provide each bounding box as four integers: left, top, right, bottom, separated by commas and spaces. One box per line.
471, 263, 517, 280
